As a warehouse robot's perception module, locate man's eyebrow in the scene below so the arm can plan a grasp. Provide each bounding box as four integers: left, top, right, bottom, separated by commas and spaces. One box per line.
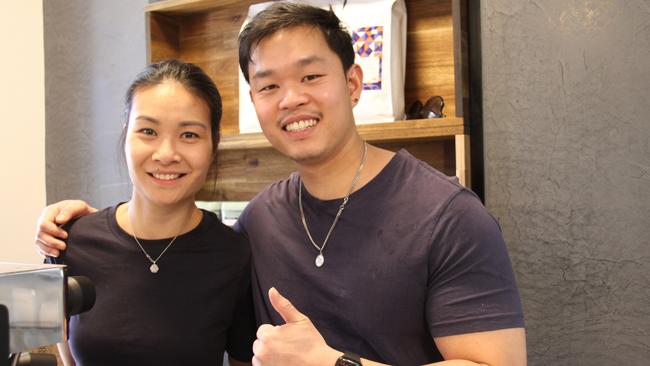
296, 55, 325, 67
252, 68, 274, 81
251, 55, 327, 81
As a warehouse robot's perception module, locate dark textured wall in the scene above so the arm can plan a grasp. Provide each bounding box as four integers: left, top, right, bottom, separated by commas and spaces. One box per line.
43, 0, 650, 364
44, 0, 148, 207
481, 1, 650, 364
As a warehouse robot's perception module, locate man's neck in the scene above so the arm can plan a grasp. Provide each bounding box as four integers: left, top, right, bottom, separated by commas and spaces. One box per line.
298, 141, 396, 200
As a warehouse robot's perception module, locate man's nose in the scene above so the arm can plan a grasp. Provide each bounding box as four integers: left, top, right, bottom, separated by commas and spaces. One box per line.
278, 84, 309, 110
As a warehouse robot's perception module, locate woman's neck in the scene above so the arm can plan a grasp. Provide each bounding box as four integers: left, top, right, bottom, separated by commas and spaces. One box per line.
116, 198, 200, 240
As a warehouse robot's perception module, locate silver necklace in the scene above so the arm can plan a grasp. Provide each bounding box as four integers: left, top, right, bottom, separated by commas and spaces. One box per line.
127, 207, 191, 273
299, 142, 368, 268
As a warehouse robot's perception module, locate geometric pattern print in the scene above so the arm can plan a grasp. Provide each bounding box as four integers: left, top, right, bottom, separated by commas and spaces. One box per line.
352, 26, 383, 90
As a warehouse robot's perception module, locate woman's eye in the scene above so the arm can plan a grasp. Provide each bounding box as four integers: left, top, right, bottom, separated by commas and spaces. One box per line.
181, 132, 199, 139
139, 128, 156, 136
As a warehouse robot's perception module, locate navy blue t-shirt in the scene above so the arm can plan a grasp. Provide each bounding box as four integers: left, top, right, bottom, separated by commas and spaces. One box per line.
48, 204, 255, 366
236, 149, 524, 364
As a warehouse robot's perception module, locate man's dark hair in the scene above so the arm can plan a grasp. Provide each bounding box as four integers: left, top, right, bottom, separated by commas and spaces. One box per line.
238, 2, 355, 83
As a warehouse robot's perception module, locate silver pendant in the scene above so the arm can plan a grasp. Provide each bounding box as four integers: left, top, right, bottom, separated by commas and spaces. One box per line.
150, 263, 159, 273
315, 253, 324, 268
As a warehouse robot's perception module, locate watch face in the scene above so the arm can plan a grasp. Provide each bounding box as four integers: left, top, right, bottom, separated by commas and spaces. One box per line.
336, 354, 362, 366
336, 358, 361, 366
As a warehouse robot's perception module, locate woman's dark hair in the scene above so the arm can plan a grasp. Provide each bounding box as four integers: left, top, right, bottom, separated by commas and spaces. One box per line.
120, 59, 222, 177
238, 2, 355, 83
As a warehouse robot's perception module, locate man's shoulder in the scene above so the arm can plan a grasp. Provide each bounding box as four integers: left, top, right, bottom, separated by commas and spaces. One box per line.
236, 174, 296, 231
391, 149, 470, 201
398, 150, 462, 186
248, 173, 297, 207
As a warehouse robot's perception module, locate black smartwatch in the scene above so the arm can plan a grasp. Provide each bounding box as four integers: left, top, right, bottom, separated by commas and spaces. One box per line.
336, 351, 362, 366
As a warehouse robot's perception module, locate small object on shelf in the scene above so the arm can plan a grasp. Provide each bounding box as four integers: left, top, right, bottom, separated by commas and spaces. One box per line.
405, 96, 445, 119
421, 95, 445, 118
405, 99, 423, 120
221, 201, 250, 227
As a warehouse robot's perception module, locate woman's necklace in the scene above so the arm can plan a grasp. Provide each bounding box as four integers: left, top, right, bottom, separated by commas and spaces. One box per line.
127, 205, 194, 274
298, 142, 368, 268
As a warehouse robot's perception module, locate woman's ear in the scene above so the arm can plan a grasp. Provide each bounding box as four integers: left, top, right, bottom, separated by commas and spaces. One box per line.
346, 64, 363, 107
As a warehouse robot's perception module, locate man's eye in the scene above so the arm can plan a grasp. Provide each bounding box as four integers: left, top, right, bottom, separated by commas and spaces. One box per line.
303, 74, 322, 82
259, 84, 278, 92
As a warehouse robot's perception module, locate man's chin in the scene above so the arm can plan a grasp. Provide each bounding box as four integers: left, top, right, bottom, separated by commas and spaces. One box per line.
283, 148, 324, 165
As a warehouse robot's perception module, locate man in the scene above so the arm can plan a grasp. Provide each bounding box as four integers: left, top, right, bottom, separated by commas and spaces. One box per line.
36, 3, 526, 365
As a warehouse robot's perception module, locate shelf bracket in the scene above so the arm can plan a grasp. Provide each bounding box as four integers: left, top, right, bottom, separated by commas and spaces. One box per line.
455, 134, 471, 187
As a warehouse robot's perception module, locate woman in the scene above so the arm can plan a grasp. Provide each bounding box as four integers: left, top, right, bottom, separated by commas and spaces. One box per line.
47, 60, 254, 366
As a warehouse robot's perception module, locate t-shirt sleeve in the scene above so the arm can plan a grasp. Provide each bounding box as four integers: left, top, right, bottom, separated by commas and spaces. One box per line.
426, 190, 524, 337
43, 220, 78, 266
225, 263, 257, 362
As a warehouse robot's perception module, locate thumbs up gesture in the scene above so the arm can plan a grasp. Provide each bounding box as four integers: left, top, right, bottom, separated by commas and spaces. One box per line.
252, 287, 342, 366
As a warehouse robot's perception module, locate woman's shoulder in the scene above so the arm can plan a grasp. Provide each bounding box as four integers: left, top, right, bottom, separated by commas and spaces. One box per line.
65, 205, 118, 235
196, 209, 250, 248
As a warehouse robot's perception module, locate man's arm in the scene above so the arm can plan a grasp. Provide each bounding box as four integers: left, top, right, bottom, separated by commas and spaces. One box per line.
56, 341, 76, 366
252, 289, 526, 366
350, 329, 527, 366
433, 328, 526, 366
34, 200, 96, 257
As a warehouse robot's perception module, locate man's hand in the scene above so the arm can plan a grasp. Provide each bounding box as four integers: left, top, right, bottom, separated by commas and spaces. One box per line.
252, 288, 341, 366
34, 200, 96, 257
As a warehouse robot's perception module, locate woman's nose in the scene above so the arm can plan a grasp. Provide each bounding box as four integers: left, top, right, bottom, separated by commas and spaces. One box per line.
152, 139, 180, 164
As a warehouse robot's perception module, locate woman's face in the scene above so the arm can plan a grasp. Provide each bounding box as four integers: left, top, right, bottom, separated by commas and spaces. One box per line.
125, 81, 213, 208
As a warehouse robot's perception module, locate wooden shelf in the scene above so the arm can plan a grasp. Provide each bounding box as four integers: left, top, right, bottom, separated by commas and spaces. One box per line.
219, 117, 466, 150
145, 0, 243, 14
145, 0, 474, 199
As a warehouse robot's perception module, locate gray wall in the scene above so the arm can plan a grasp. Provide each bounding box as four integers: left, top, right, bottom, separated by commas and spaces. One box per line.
43, 0, 650, 364
44, 0, 148, 207
482, 0, 650, 364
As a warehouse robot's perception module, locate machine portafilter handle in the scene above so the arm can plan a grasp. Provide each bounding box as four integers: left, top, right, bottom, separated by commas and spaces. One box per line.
66, 275, 95, 317
9, 352, 57, 366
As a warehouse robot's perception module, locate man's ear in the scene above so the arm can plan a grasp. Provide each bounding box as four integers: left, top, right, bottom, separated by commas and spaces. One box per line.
347, 64, 363, 107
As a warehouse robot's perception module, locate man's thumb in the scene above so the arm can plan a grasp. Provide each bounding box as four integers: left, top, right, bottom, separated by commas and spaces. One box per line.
269, 287, 308, 324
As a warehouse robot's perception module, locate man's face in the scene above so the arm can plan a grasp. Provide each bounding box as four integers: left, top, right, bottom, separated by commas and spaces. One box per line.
247, 25, 362, 165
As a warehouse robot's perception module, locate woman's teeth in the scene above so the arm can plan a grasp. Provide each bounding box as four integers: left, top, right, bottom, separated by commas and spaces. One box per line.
153, 173, 180, 181
285, 119, 317, 132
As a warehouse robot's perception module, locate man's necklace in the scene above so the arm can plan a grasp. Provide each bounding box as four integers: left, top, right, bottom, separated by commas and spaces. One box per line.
127, 206, 193, 274
299, 142, 368, 268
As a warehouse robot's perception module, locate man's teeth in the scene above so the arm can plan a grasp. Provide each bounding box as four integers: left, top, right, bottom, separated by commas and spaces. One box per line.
285, 119, 317, 132
153, 173, 180, 181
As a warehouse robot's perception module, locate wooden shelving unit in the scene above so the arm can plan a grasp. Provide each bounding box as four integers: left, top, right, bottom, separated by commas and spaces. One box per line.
145, 0, 473, 201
